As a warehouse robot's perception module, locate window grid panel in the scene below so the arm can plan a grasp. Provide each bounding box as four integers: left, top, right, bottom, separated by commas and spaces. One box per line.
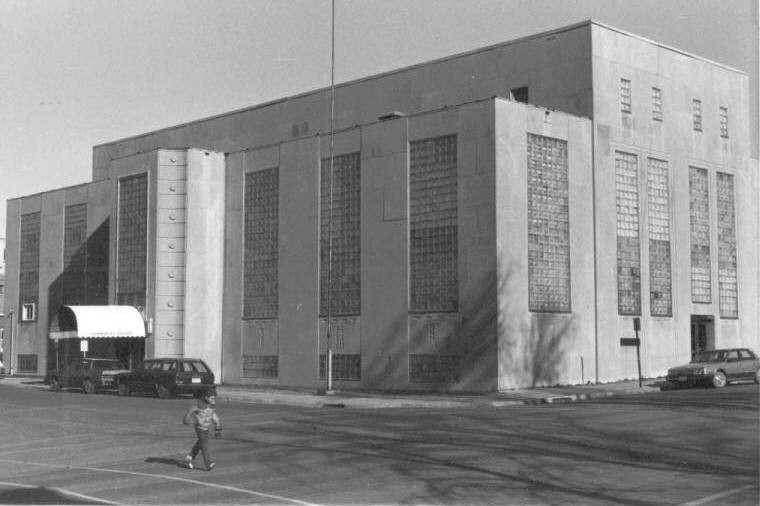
244, 168, 279, 319
527, 133, 571, 312
320, 152, 361, 317
319, 354, 361, 380
647, 158, 672, 316
19, 212, 41, 308
409, 354, 460, 383
409, 135, 458, 313
242, 355, 278, 378
719, 107, 729, 138
615, 151, 641, 315
651, 87, 662, 121
620, 78, 632, 113
64, 203, 87, 270
692, 99, 702, 131
117, 173, 148, 308
689, 167, 711, 303
717, 172, 738, 317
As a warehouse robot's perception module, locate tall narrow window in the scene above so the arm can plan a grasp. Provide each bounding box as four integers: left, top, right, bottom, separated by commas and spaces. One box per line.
244, 168, 279, 319
620, 78, 632, 113
651, 87, 662, 121
63, 203, 87, 305
116, 173, 148, 308
19, 212, 41, 320
527, 133, 571, 312
647, 158, 672, 316
689, 167, 711, 303
320, 152, 361, 317
410, 135, 458, 313
692, 99, 702, 131
719, 107, 729, 138
717, 172, 737, 317
615, 151, 641, 315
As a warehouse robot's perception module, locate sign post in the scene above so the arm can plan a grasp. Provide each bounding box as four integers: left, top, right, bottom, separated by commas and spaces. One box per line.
80, 339, 88, 359
619, 317, 642, 388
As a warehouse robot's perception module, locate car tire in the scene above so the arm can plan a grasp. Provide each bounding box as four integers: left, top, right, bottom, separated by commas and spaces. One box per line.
117, 382, 131, 397
156, 384, 172, 399
712, 371, 727, 388
754, 368, 760, 384
82, 378, 96, 394
50, 377, 62, 392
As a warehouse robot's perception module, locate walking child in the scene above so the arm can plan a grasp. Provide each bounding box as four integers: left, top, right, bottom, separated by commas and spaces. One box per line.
183, 389, 222, 470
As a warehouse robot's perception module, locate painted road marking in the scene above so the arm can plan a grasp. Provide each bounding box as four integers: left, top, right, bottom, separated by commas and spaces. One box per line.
0, 458, 317, 505
678, 484, 755, 506
0, 480, 119, 505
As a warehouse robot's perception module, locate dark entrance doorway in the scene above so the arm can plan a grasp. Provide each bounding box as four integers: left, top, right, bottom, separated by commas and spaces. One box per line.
690, 315, 714, 356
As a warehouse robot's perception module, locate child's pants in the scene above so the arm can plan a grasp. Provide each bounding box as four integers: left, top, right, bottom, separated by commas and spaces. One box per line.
190, 427, 212, 467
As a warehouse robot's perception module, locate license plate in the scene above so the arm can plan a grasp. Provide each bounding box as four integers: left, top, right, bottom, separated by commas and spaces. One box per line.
191, 377, 201, 384
678, 376, 687, 382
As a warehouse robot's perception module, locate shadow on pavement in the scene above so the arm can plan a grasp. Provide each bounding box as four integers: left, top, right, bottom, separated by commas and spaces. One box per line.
145, 456, 188, 469
0, 487, 106, 504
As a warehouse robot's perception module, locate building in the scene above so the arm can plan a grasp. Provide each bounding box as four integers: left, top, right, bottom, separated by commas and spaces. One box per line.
3, 21, 757, 390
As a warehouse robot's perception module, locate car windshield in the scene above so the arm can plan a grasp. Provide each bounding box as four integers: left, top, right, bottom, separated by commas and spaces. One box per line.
691, 350, 727, 363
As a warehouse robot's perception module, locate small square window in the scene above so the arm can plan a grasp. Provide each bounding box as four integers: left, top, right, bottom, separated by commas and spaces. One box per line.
720, 106, 729, 138
651, 87, 662, 121
21, 302, 36, 321
620, 79, 632, 113
692, 99, 702, 131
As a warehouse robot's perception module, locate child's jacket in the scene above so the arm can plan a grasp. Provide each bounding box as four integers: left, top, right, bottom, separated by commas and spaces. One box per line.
184, 404, 222, 431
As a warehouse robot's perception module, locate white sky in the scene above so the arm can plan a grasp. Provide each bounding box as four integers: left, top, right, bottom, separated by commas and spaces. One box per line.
1, 0, 757, 240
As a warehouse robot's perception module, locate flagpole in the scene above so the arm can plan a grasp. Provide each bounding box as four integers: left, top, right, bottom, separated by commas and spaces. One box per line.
326, 0, 336, 393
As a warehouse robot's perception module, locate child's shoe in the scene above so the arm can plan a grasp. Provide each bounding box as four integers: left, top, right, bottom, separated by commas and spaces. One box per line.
184, 455, 194, 469
206, 462, 216, 471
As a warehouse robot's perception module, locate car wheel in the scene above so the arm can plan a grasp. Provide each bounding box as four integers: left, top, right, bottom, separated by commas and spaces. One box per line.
82, 378, 96, 394
754, 368, 760, 384
117, 382, 131, 397
712, 371, 727, 388
50, 377, 62, 392
156, 384, 172, 399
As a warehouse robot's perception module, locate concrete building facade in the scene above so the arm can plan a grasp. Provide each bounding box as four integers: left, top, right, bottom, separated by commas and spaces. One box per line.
3, 21, 757, 390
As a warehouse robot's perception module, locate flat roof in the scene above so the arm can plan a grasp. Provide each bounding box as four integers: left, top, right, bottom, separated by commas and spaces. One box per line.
93, 20, 744, 151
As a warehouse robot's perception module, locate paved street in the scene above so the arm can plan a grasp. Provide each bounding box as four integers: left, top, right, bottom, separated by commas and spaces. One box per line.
0, 382, 757, 505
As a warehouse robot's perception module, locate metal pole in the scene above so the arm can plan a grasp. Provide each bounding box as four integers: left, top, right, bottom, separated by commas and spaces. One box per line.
635, 328, 642, 388
326, 0, 336, 393
8, 310, 14, 376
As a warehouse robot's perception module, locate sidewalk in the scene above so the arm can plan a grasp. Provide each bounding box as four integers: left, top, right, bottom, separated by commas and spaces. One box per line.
0, 374, 663, 408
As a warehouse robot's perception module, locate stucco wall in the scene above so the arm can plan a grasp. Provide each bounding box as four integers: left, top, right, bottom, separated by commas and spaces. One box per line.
495, 99, 594, 389
590, 24, 755, 382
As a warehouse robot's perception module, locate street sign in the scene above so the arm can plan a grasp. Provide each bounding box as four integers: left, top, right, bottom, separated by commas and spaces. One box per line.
620, 337, 640, 346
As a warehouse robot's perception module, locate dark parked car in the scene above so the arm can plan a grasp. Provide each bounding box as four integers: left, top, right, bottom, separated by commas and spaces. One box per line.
114, 358, 215, 398
665, 348, 760, 389
46, 358, 129, 394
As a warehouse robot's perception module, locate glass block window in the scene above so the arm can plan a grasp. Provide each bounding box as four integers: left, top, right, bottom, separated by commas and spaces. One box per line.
719, 107, 729, 138
647, 158, 672, 316
409, 354, 460, 383
242, 355, 278, 378
19, 212, 41, 312
717, 172, 737, 317
615, 151, 641, 315
320, 152, 361, 317
319, 353, 361, 380
244, 168, 279, 319
620, 78, 632, 113
117, 173, 148, 308
64, 203, 87, 270
17, 354, 38, 373
692, 99, 702, 131
410, 135, 458, 313
651, 87, 662, 121
527, 134, 571, 312
689, 167, 711, 303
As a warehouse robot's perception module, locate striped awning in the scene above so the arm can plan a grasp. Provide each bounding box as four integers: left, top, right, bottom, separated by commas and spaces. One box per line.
49, 305, 146, 340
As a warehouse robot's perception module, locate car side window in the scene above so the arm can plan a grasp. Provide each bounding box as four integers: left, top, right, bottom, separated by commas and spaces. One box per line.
193, 361, 208, 373
182, 362, 193, 372
726, 350, 739, 361
738, 350, 753, 360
